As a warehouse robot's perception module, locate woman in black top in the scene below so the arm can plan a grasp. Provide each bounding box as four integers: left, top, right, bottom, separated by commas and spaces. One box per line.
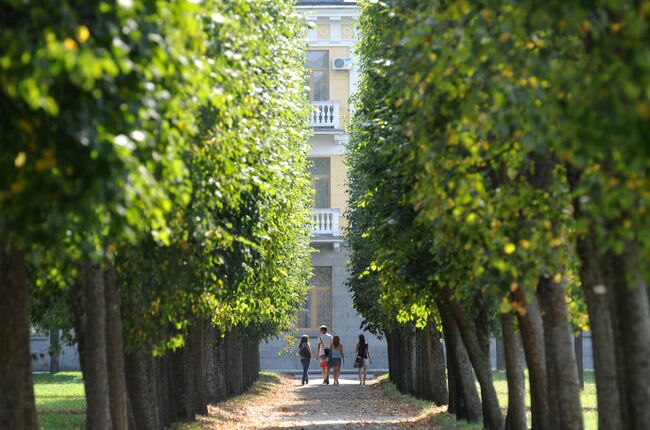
298, 335, 312, 385
355, 334, 372, 385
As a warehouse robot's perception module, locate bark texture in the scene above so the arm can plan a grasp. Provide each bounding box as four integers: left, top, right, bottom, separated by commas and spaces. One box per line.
576, 236, 624, 430
438, 301, 482, 423
104, 266, 127, 430
537, 275, 584, 430
0, 235, 37, 430
206, 327, 228, 403
49, 329, 60, 374
512, 285, 549, 430
447, 298, 503, 430
79, 263, 113, 430
611, 246, 650, 429
190, 321, 208, 415
125, 351, 162, 430
225, 328, 244, 396
501, 313, 526, 430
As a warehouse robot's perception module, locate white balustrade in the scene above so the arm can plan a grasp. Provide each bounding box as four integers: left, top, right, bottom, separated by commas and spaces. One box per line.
312, 209, 340, 236
309, 101, 340, 129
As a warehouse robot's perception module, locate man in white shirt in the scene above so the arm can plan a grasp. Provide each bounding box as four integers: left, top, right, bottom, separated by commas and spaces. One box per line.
316, 325, 334, 385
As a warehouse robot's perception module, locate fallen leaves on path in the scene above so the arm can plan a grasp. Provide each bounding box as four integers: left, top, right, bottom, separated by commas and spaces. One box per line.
196, 373, 443, 429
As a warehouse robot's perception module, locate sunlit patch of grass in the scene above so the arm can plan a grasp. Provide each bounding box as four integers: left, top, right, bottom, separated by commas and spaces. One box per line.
34, 372, 85, 429
492, 370, 597, 430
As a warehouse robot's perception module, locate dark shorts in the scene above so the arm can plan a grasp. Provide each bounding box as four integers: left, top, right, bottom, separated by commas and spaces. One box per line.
329, 357, 342, 368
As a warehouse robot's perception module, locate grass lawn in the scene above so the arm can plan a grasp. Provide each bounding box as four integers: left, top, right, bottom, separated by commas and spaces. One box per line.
34, 372, 85, 430
380, 370, 598, 430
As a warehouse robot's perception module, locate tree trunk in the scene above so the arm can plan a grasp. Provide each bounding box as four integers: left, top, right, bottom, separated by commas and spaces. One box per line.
398, 325, 416, 395
0, 234, 37, 430
206, 328, 228, 403
512, 285, 549, 430
389, 329, 400, 386
49, 329, 61, 374
447, 297, 503, 430
251, 339, 260, 382
171, 346, 195, 422
190, 321, 208, 415
124, 351, 162, 430
424, 324, 448, 405
225, 328, 244, 396
415, 321, 449, 405
438, 300, 482, 423
104, 266, 127, 430
495, 336, 505, 371
611, 245, 650, 429
444, 330, 457, 415
501, 312, 527, 430
386, 330, 395, 383
537, 274, 584, 430
575, 233, 623, 430
78, 263, 113, 430
159, 354, 177, 426
574, 331, 584, 390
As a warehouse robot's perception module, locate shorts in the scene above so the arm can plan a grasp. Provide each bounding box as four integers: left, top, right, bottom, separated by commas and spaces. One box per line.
319, 357, 329, 368
329, 357, 342, 368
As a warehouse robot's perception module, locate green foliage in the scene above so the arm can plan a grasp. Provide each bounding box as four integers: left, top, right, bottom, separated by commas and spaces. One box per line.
349, 0, 649, 333
2, 0, 312, 355
116, 0, 313, 352
1, 0, 204, 251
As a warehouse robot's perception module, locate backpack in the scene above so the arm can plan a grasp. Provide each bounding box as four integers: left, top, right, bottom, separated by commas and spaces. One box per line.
299, 343, 311, 359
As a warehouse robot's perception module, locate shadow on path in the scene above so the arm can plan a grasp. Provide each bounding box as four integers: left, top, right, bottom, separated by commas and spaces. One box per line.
198, 374, 438, 429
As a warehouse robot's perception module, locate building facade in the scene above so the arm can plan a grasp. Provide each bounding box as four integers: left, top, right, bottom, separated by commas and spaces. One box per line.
258, 0, 391, 371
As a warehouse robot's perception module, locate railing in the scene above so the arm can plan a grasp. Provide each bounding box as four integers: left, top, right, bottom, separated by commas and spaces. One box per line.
309, 101, 340, 129
312, 209, 340, 236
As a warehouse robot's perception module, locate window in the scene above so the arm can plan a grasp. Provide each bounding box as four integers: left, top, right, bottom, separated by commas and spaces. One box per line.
309, 157, 330, 208
298, 266, 332, 331
306, 50, 329, 101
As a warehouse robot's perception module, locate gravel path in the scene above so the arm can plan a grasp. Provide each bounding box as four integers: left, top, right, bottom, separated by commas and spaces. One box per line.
196, 373, 440, 429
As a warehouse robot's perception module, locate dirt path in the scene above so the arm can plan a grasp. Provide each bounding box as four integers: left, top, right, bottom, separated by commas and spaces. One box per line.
196, 373, 441, 429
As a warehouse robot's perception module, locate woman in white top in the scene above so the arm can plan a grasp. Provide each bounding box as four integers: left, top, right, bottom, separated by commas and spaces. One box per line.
316, 325, 333, 385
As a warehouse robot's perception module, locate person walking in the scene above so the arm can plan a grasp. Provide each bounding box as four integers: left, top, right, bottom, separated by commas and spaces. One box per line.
298, 335, 312, 385
316, 325, 333, 385
329, 336, 345, 385
355, 334, 372, 385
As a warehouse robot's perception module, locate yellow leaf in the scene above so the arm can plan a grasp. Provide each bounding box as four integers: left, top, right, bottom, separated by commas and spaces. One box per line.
519, 239, 530, 250
466, 213, 477, 224
510, 282, 519, 292
553, 273, 562, 284
63, 38, 77, 51
76, 25, 90, 43
504, 243, 516, 254
14, 152, 26, 168
550, 238, 562, 247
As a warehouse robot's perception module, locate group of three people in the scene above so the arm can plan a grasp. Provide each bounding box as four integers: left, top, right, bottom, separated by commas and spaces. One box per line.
298, 325, 372, 386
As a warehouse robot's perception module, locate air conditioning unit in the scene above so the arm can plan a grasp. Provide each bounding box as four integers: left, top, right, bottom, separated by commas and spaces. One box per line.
332, 57, 352, 70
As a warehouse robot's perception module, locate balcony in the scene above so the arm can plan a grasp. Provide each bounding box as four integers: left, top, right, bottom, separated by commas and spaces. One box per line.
309, 101, 340, 129
312, 209, 340, 236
